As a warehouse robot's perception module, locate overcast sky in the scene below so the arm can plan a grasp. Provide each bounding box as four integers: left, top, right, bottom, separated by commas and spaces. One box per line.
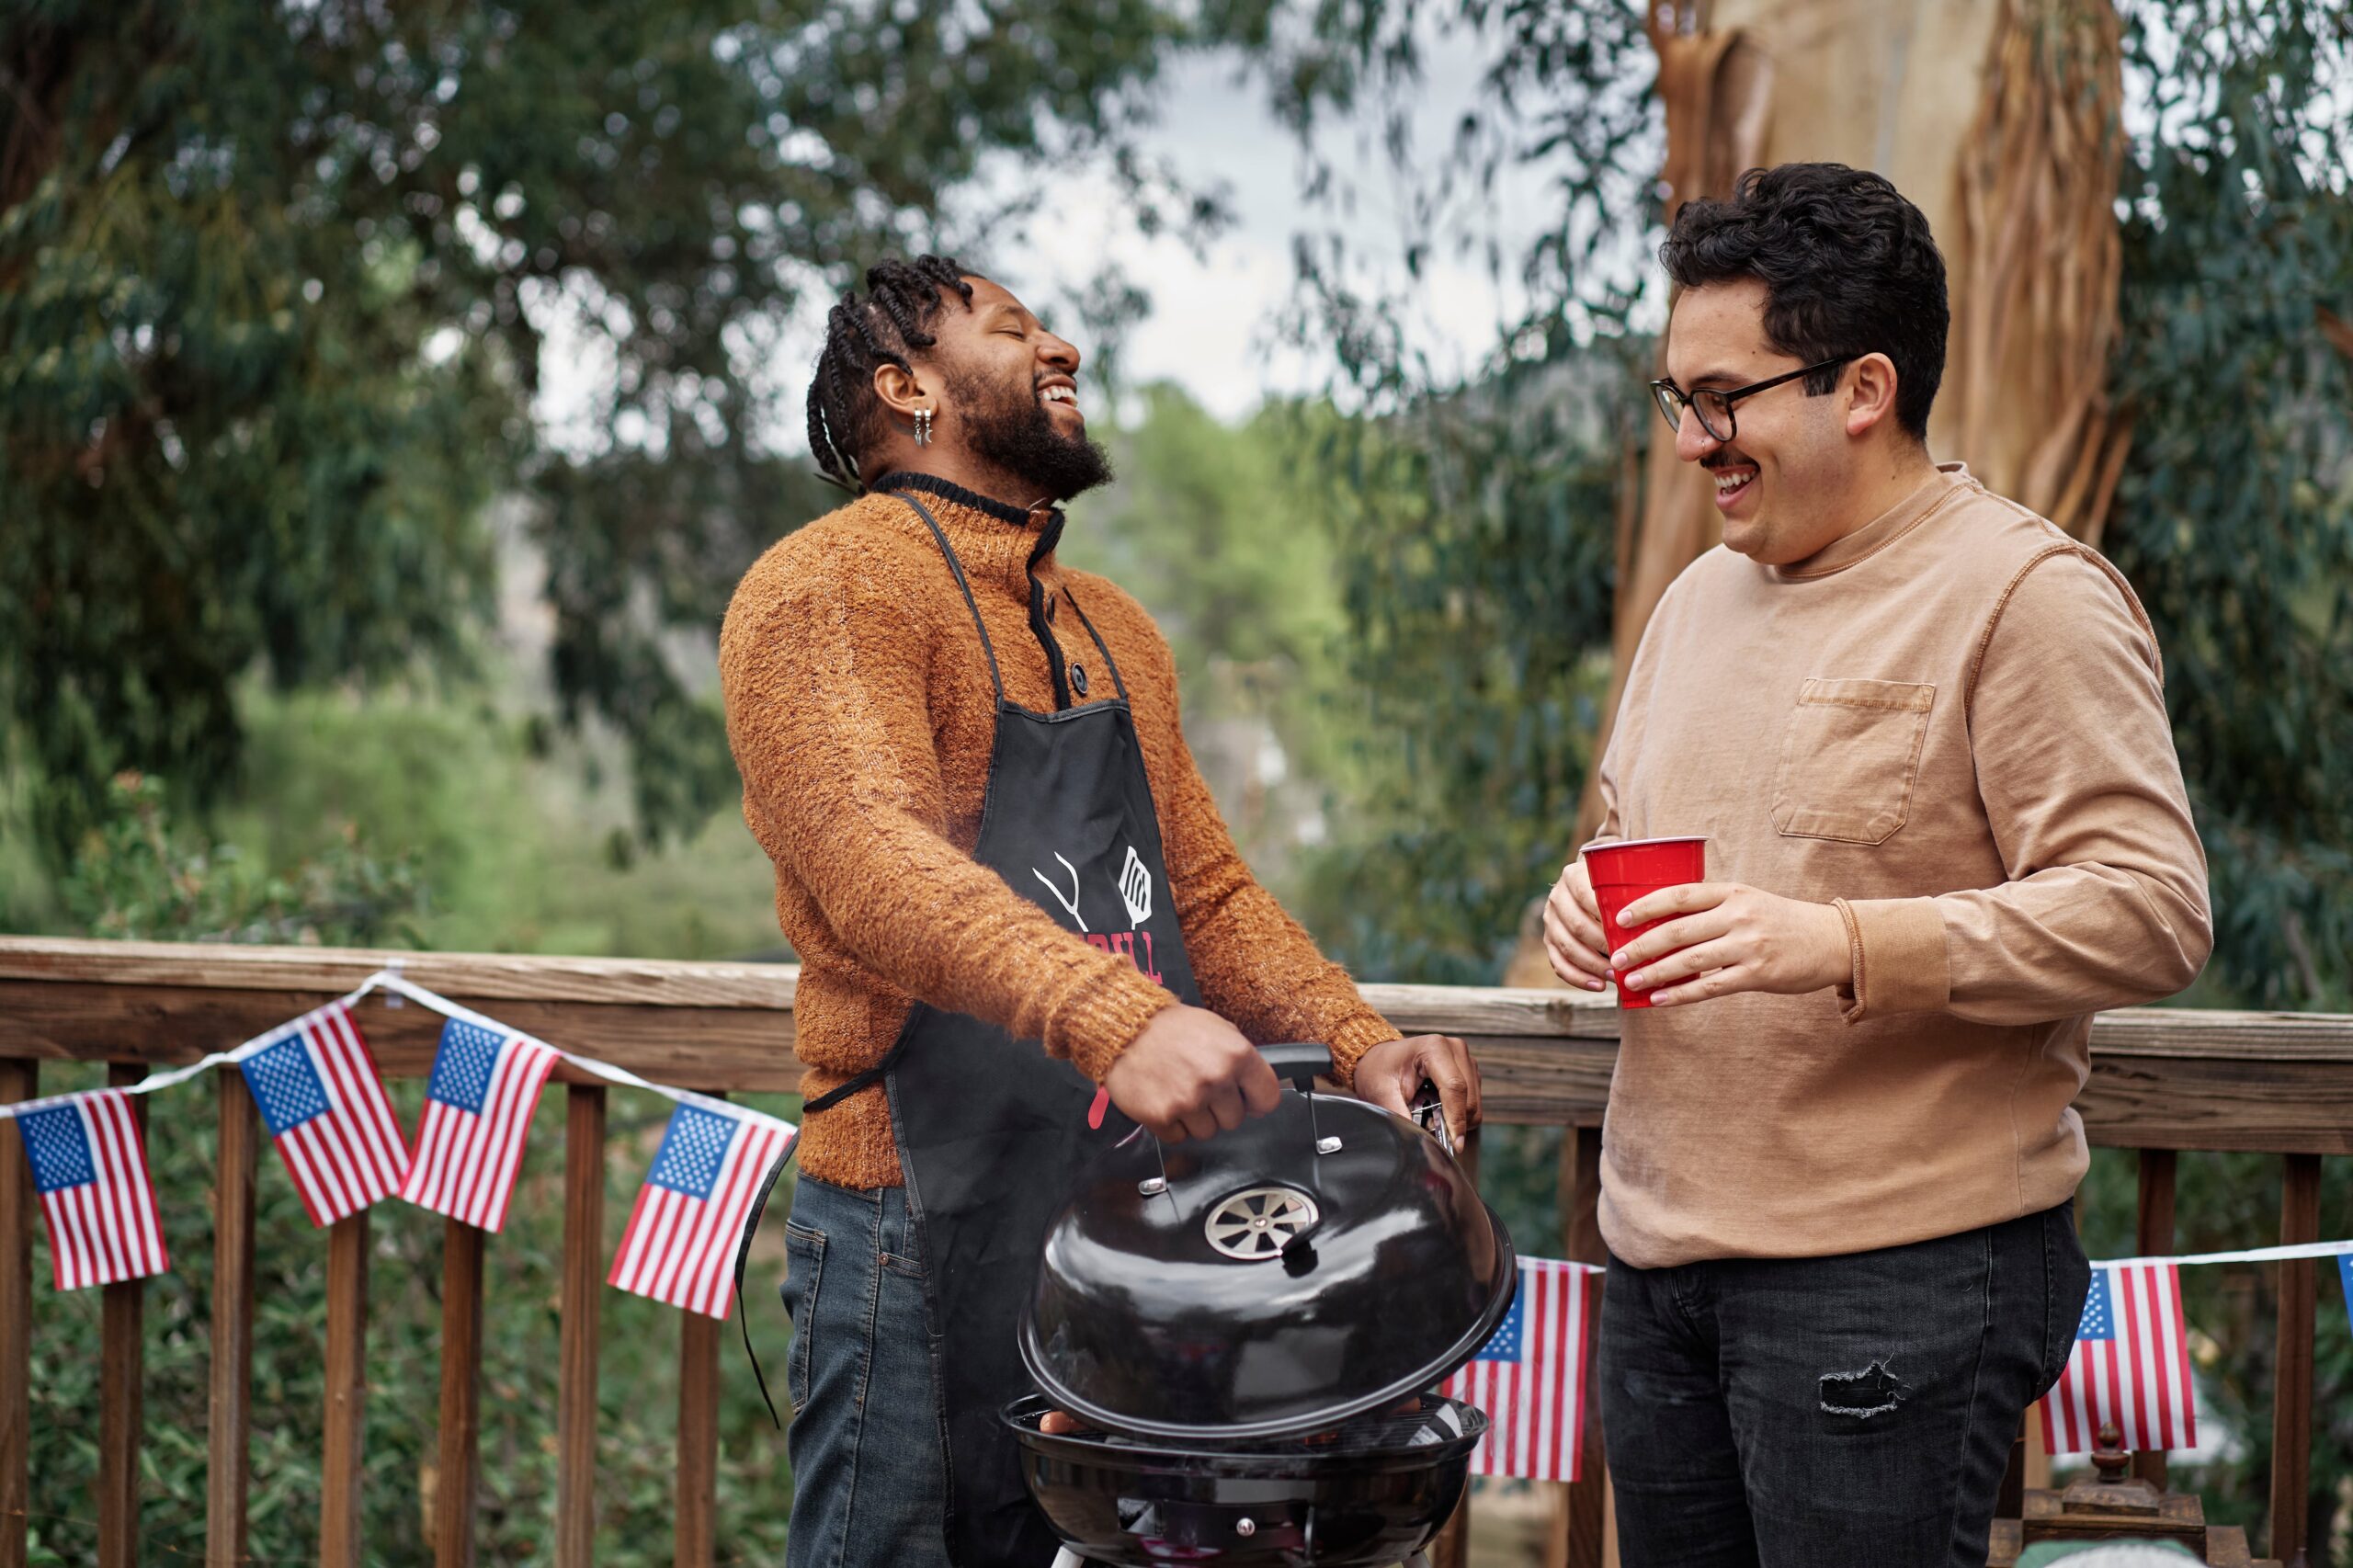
980, 44, 1570, 423
535, 37, 1578, 449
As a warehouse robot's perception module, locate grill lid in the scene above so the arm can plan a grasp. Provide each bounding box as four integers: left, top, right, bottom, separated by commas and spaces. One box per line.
1019, 1043, 1517, 1443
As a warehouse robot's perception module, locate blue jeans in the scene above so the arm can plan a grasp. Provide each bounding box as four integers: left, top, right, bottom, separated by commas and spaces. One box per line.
1600, 1201, 2089, 1568
781, 1176, 951, 1568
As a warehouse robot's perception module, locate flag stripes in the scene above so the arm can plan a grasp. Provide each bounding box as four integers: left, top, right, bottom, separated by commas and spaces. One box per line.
608, 1104, 794, 1319
1443, 1258, 1599, 1483
2038, 1262, 2198, 1454
401, 1018, 561, 1233
241, 1002, 411, 1227
17, 1090, 170, 1291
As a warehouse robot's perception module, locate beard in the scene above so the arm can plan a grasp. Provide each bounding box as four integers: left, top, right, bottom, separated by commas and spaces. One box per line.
948, 366, 1114, 502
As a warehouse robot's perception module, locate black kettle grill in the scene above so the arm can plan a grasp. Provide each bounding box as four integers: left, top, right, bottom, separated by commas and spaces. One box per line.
1003, 1042, 1516, 1567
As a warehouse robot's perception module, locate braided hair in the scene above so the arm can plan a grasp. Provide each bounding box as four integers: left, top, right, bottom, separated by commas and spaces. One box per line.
805, 255, 975, 491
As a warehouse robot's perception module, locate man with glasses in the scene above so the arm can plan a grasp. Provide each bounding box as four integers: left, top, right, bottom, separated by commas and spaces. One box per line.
1540, 163, 2211, 1565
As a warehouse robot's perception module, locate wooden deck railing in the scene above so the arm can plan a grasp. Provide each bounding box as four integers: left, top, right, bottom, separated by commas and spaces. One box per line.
1, 936, 2348, 1566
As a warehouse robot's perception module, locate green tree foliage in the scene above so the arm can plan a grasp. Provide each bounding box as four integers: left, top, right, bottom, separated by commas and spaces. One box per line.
2088, 8, 2353, 1552
0, 0, 1250, 865
1236, 4, 1665, 982
1288, 355, 1638, 983
2104, 0, 2353, 1010
60, 771, 428, 946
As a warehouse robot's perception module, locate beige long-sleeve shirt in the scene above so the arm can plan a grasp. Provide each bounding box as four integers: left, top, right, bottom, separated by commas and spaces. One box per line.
1592, 463, 2211, 1268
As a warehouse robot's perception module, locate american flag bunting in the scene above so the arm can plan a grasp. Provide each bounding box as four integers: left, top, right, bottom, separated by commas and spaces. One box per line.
402, 1017, 561, 1232
13, 1090, 170, 1290
608, 1101, 795, 1319
2038, 1261, 2199, 1454
240, 1001, 412, 1226
1442, 1257, 1600, 1483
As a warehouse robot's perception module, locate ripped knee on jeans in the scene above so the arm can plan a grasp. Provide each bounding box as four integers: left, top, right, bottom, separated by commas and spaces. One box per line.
1819, 1360, 1906, 1419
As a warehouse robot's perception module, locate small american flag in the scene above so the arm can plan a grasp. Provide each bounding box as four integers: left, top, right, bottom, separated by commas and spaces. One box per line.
609, 1102, 794, 1319
401, 1017, 560, 1232
14, 1090, 170, 1290
240, 1002, 412, 1227
2038, 1262, 2198, 1453
1442, 1257, 1600, 1483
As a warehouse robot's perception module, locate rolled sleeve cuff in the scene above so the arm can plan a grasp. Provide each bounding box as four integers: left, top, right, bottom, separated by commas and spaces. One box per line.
1833, 896, 1950, 1023
1059, 967, 1182, 1085
1324, 1012, 1405, 1089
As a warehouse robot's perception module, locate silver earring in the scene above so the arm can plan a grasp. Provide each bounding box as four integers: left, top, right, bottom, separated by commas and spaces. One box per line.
914, 407, 932, 447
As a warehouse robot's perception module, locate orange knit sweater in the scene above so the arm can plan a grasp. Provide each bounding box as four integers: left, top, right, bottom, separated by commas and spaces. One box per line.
717, 476, 1402, 1188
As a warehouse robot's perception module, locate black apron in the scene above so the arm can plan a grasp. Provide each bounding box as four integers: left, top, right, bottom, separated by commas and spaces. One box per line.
803, 492, 1201, 1566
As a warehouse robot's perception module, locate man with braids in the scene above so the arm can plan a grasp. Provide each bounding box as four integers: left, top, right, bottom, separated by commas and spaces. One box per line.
720, 256, 1482, 1566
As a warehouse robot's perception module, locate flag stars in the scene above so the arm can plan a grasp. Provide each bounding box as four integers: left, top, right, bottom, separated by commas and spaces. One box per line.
244, 1038, 332, 1135
1475, 1290, 1526, 1363
427, 1019, 509, 1113
649, 1106, 739, 1199
19, 1106, 96, 1192
2078, 1270, 2115, 1340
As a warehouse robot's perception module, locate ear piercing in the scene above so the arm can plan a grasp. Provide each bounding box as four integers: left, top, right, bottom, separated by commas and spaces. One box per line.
914, 407, 933, 447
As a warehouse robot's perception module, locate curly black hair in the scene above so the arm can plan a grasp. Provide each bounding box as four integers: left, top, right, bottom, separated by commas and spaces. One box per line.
1659, 163, 1949, 440
805, 255, 974, 490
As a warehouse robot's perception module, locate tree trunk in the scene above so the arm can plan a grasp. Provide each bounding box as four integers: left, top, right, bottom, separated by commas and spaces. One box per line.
1563, 0, 2125, 855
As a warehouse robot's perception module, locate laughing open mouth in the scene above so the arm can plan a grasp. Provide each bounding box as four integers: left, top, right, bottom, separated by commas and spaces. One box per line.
1710, 462, 1757, 506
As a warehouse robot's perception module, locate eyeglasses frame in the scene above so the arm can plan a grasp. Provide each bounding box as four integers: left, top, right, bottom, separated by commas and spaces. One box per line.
1649, 355, 1861, 443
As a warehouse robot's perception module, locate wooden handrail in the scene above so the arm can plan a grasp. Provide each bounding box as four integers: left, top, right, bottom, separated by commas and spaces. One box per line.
1, 936, 2346, 1566
4, 937, 2349, 1151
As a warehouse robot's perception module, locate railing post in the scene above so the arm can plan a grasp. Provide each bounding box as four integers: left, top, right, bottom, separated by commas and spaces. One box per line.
0, 1058, 35, 1568
557, 1085, 606, 1568
1552, 1126, 1607, 1568
100, 1062, 147, 1568
320, 1209, 370, 1568
209, 1070, 257, 1567
2132, 1147, 2177, 1490
436, 1219, 486, 1568
676, 1314, 721, 1567
2269, 1153, 2321, 1568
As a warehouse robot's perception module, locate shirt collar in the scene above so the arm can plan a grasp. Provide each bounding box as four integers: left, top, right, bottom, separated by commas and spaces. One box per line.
1768, 462, 1972, 582
870, 471, 1067, 597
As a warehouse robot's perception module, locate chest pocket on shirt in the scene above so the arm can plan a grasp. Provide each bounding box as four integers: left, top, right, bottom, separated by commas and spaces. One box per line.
1770, 677, 1937, 846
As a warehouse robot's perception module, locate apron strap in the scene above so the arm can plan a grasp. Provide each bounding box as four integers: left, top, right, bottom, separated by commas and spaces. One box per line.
1063, 590, 1131, 703
731, 1137, 802, 1428
892, 491, 1007, 705
801, 1058, 889, 1114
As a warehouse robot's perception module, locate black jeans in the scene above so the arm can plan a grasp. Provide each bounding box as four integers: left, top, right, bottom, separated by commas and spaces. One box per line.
1600, 1201, 2089, 1568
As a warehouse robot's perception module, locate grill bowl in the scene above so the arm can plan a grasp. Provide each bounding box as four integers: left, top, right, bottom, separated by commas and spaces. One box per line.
1004, 1393, 1486, 1567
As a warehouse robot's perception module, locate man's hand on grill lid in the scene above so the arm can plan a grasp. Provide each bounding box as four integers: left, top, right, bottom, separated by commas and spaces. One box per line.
1104, 1004, 1285, 1143
1350, 1035, 1481, 1142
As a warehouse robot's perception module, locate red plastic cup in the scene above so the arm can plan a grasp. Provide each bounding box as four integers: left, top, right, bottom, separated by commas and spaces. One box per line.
1582, 836, 1709, 1009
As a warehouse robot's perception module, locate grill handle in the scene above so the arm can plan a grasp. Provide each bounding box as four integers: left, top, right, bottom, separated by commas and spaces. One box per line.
1129, 1043, 1337, 1201
1256, 1040, 1334, 1093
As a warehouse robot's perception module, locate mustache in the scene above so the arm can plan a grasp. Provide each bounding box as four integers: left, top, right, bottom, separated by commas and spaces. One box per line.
1701, 449, 1756, 470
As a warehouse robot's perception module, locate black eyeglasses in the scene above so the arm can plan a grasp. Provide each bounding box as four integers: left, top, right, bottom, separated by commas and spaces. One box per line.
1650, 356, 1859, 443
